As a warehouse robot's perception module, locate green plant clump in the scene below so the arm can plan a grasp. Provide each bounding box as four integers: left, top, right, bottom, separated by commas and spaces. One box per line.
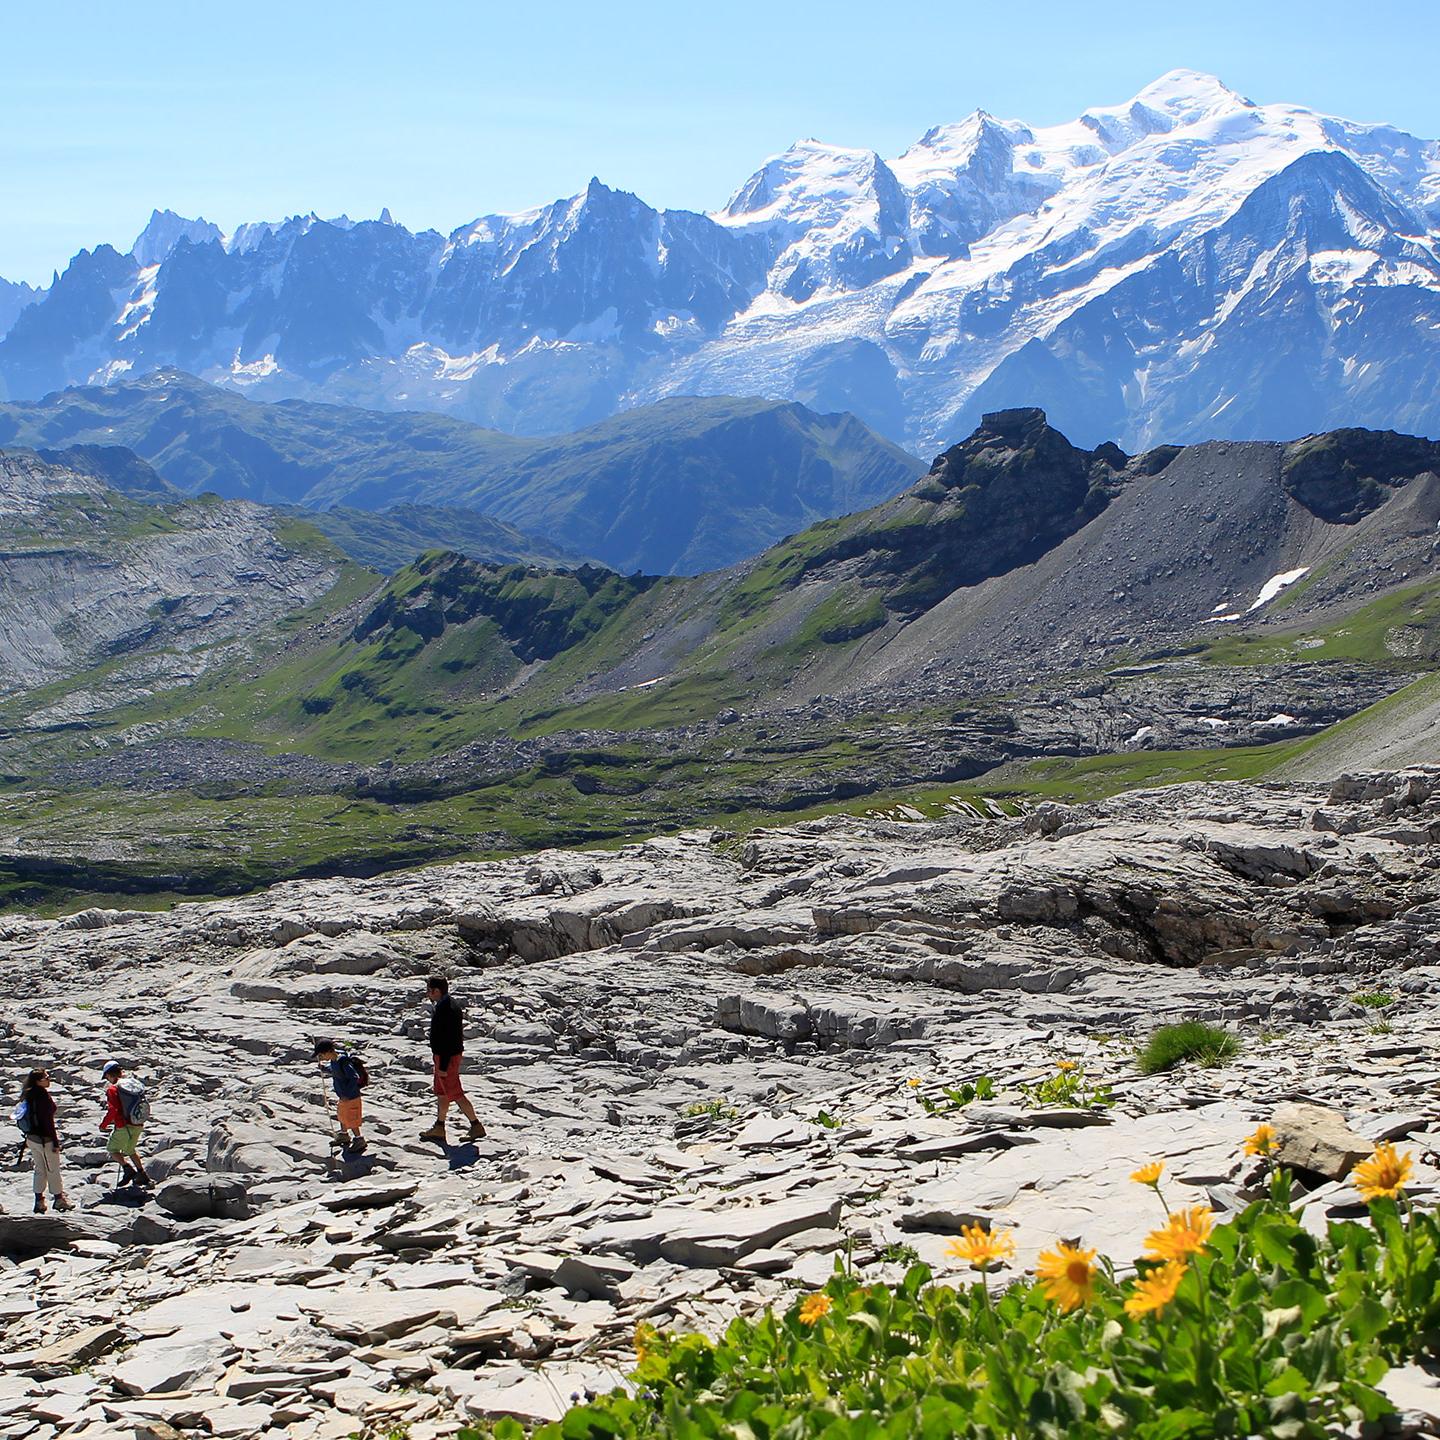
1352, 991, 1396, 1010
914, 1076, 996, 1115
466, 1169, 1440, 1440
1138, 1021, 1241, 1075
681, 1099, 739, 1124
1019, 1063, 1115, 1110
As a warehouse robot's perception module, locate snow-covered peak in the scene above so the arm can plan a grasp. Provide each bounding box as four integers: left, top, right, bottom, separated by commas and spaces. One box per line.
1128, 70, 1254, 126
719, 140, 902, 233
130, 209, 223, 267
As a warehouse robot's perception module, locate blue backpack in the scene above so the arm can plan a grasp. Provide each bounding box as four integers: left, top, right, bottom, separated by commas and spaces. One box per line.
12, 1099, 33, 1138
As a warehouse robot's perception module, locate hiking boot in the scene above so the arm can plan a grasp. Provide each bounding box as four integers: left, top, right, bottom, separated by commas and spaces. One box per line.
33, 1194, 47, 1214
346, 1134, 368, 1154
418, 1123, 447, 1143
464, 1121, 487, 1141
54, 1194, 75, 1212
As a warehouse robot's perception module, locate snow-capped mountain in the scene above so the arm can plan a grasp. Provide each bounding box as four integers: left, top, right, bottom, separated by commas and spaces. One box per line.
4, 70, 1440, 451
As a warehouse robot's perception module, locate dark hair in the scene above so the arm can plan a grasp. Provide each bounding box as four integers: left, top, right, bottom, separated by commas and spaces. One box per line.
311, 1038, 338, 1058
426, 975, 448, 995
22, 1068, 47, 1101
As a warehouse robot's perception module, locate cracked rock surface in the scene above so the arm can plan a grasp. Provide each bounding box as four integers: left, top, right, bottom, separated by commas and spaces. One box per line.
3, 768, 1440, 1436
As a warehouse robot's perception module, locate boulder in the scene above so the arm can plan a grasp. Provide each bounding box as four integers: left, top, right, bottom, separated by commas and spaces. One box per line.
156, 1177, 251, 1221
12, 1322, 127, 1370
1271, 1103, 1372, 1181
0, 1213, 90, 1257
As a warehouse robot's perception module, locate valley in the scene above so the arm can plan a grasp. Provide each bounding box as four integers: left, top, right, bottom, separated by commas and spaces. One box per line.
1, 406, 1436, 911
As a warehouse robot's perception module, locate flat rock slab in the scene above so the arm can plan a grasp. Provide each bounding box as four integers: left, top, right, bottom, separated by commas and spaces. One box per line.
303, 1285, 505, 1341
588, 1191, 844, 1267
902, 1103, 1248, 1272
897, 1129, 1023, 1161
8, 1322, 126, 1371
433, 1360, 633, 1424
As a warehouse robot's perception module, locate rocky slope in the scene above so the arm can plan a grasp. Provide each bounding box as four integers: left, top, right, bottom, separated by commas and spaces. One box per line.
3, 769, 1440, 1436
0, 371, 923, 575
5, 73, 1440, 452
179, 408, 1439, 748
0, 449, 353, 701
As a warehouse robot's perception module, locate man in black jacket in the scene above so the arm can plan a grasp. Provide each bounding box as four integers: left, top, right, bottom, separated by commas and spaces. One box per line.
420, 976, 486, 1143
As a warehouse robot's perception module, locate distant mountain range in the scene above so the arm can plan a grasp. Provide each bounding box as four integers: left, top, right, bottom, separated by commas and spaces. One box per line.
2, 71, 1440, 451
0, 372, 921, 574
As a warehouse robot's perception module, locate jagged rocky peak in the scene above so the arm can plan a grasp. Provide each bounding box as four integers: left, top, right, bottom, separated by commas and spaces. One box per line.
925, 407, 1127, 491
130, 208, 224, 267
1281, 427, 1440, 523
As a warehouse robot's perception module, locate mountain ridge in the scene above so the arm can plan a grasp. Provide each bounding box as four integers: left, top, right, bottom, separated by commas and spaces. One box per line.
4, 71, 1440, 451
0, 371, 922, 575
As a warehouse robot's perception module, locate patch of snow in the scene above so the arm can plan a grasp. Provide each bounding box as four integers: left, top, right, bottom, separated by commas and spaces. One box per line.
229, 352, 281, 382
1203, 613, 1242, 624
1197, 717, 1231, 730
1247, 567, 1310, 612
1257, 713, 1300, 727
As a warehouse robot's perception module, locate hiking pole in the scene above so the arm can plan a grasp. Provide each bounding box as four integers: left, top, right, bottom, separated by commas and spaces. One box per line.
320, 1071, 340, 1160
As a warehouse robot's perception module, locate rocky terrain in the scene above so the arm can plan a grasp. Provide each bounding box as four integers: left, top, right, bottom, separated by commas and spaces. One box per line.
0, 450, 349, 700
4, 768, 1440, 1437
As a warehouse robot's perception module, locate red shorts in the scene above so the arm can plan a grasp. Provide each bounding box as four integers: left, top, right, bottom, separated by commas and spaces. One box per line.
432, 1054, 464, 1100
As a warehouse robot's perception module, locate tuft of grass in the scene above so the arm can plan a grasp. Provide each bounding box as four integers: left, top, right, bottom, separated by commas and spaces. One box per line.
874, 1242, 920, 1267
1137, 1021, 1241, 1075
1351, 991, 1396, 1010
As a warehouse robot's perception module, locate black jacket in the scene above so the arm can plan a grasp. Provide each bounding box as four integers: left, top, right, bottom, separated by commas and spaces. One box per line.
429, 994, 464, 1063
27, 1086, 59, 1146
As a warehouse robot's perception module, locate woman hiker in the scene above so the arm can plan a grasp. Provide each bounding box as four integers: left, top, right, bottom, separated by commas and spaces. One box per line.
21, 1068, 74, 1213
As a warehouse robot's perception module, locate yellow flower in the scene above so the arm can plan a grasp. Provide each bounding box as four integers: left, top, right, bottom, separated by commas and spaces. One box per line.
1036, 1242, 1098, 1312
1242, 1124, 1276, 1157
1124, 1261, 1187, 1319
945, 1223, 1017, 1271
1352, 1141, 1414, 1201
907, 1077, 922, 1088
798, 1293, 832, 1326
1055, 1059, 1080, 1072
1130, 1160, 1165, 1188
1143, 1205, 1214, 1262
633, 1321, 658, 1363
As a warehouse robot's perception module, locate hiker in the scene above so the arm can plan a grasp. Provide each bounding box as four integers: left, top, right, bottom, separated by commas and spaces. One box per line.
312, 1039, 368, 1154
99, 1061, 153, 1189
16, 1068, 74, 1213
420, 976, 485, 1144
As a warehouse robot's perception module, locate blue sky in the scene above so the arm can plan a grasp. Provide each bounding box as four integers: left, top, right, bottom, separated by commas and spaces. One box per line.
3, 0, 1437, 285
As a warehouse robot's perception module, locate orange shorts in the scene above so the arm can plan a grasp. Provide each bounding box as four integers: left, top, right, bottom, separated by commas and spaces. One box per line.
336, 1097, 363, 1130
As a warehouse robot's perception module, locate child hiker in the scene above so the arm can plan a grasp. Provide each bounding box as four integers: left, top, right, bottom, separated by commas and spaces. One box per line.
99, 1060, 153, 1190
312, 1039, 368, 1154
16, 1067, 75, 1213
